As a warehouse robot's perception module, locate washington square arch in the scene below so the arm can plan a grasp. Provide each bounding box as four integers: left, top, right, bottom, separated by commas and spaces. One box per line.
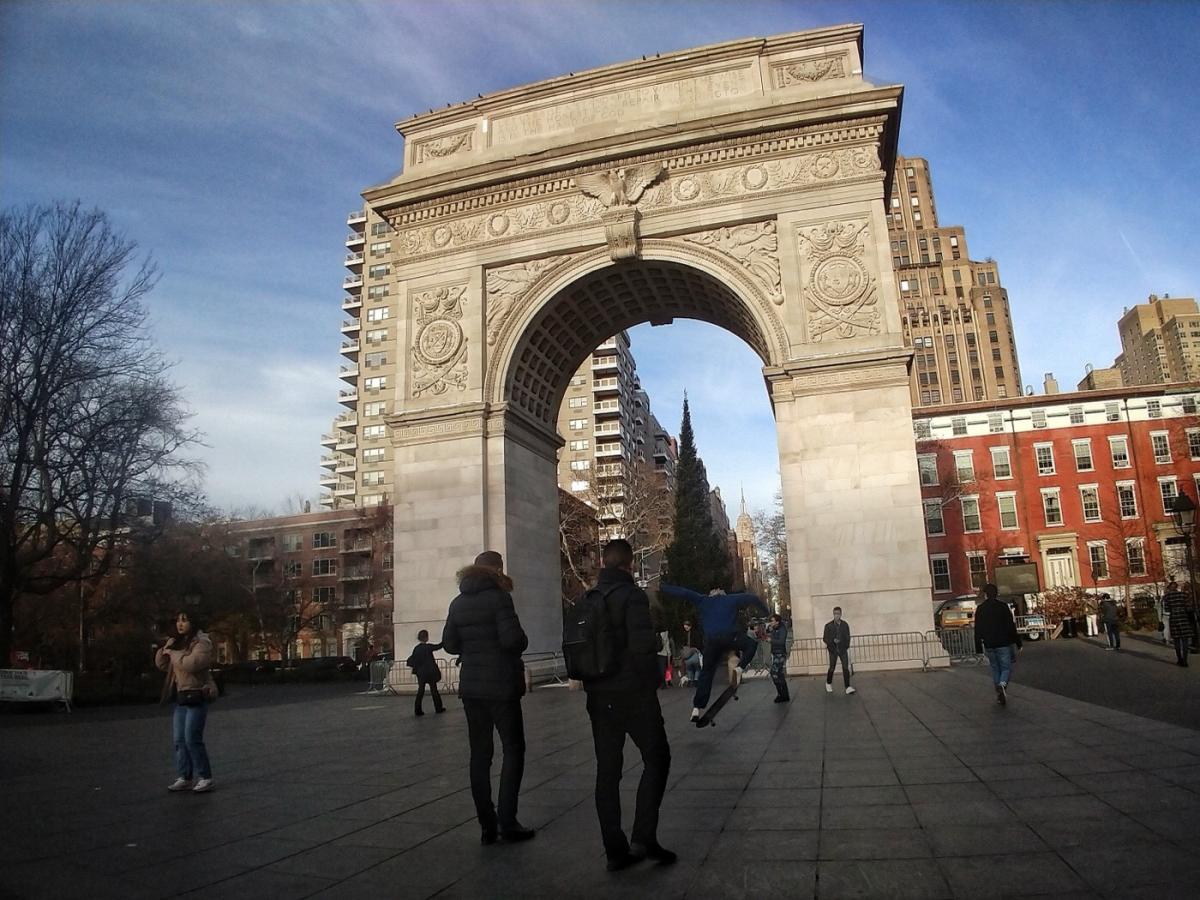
369, 23, 938, 665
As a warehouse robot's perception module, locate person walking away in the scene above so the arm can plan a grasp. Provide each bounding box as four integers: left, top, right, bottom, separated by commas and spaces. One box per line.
441, 551, 535, 844
823, 607, 855, 695
973, 583, 1022, 704
1098, 593, 1121, 651
766, 614, 790, 702
1163, 581, 1194, 666
407, 629, 445, 715
679, 620, 701, 686
579, 540, 675, 872
155, 611, 218, 793
659, 583, 768, 723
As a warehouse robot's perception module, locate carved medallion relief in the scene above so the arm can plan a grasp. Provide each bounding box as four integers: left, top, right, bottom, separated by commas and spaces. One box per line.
796, 219, 881, 342
410, 285, 469, 397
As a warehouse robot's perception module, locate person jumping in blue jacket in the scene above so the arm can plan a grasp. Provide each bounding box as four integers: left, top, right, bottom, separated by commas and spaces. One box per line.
660, 584, 768, 723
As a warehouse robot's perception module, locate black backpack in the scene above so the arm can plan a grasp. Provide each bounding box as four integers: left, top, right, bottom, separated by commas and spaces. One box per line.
562, 582, 627, 681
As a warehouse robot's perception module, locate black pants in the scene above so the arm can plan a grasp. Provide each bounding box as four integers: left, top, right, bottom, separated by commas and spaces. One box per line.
827, 648, 850, 686
1104, 621, 1120, 649
1174, 636, 1191, 665
462, 698, 525, 830
586, 690, 671, 859
692, 631, 757, 708
415, 678, 443, 714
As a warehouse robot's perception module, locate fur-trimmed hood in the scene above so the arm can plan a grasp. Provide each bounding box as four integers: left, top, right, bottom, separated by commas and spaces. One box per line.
456, 565, 514, 595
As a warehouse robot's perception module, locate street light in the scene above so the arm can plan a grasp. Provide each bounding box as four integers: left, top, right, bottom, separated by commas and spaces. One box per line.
1169, 490, 1200, 651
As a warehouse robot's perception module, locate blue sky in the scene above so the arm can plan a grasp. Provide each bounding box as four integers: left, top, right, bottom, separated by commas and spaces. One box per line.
3, 1, 1198, 520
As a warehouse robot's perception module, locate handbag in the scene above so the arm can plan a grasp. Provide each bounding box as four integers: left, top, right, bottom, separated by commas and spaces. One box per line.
177, 688, 205, 707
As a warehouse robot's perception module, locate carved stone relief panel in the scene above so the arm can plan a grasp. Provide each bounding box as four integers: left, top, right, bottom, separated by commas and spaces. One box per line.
681, 221, 782, 306
770, 53, 849, 88
410, 284, 469, 397
411, 128, 475, 165
795, 218, 882, 342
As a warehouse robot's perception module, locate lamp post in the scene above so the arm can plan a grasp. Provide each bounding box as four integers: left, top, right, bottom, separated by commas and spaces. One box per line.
1169, 490, 1199, 651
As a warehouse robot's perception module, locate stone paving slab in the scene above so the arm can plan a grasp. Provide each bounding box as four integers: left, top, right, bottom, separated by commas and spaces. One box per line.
1, 667, 1198, 900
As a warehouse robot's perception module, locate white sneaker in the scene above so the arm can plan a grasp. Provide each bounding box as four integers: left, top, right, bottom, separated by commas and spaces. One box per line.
192, 778, 214, 793
825, 683, 833, 693
690, 707, 701, 722
731, 668, 742, 688
845, 686, 857, 695
167, 778, 193, 792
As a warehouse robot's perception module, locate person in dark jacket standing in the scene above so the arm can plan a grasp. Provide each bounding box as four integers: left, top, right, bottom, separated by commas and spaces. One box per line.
581, 540, 675, 872
973, 583, 1022, 704
823, 607, 855, 695
1097, 594, 1121, 651
441, 551, 535, 844
767, 614, 790, 702
406, 630, 445, 716
1163, 581, 1194, 666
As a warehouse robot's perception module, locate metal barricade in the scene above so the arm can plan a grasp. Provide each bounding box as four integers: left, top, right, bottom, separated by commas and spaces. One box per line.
929, 627, 983, 665
786, 632, 932, 671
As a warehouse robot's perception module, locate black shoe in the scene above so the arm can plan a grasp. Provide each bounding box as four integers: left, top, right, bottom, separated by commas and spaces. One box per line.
606, 850, 645, 871
415, 710, 424, 717
500, 825, 536, 842
435, 707, 446, 714
481, 828, 498, 845
995, 685, 1007, 706
630, 842, 677, 865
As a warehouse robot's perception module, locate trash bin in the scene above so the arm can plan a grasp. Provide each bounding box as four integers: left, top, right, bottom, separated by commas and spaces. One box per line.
1061, 618, 1075, 638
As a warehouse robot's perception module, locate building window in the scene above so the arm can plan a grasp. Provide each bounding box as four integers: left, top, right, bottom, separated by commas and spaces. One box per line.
365, 328, 388, 344
1041, 489, 1063, 526
1116, 482, 1138, 518
1072, 440, 1093, 472
1031, 409, 1047, 429
363, 447, 385, 463
997, 492, 1019, 530
1104, 402, 1120, 422
1109, 436, 1130, 468
1088, 543, 1108, 580
369, 241, 391, 256
930, 555, 951, 593
1188, 429, 1200, 460
569, 459, 591, 471
368, 263, 390, 279
1034, 443, 1055, 475
568, 439, 590, 451
367, 285, 389, 299
283, 560, 302, 579
363, 401, 386, 417
923, 500, 946, 536
1147, 399, 1162, 419
568, 397, 588, 409
570, 374, 587, 386
364, 351, 387, 368
362, 470, 385, 486
313, 531, 336, 549
1126, 539, 1146, 577
1159, 477, 1179, 514
570, 480, 590, 492
313, 586, 336, 604
953, 450, 975, 483
363, 376, 386, 392
370, 222, 390, 236
568, 418, 586, 430
1068, 406, 1085, 425
1151, 432, 1171, 464
282, 533, 303, 553
363, 424, 386, 439
990, 446, 1012, 479
951, 417, 967, 436
312, 558, 337, 577
1183, 395, 1198, 415
365, 306, 390, 322
917, 454, 938, 486
967, 552, 988, 589
1079, 485, 1101, 522
914, 420, 931, 440
961, 496, 982, 533
988, 413, 1004, 434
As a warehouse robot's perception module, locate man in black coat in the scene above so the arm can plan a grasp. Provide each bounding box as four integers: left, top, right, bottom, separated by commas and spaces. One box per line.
823, 607, 855, 695
580, 539, 675, 872
973, 583, 1022, 704
442, 550, 534, 844
406, 629, 445, 716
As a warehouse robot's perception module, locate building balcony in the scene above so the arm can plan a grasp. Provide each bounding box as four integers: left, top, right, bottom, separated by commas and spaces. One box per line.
343, 593, 369, 609
335, 458, 357, 474
320, 471, 338, 487
341, 319, 360, 334
338, 388, 358, 406
320, 454, 338, 469
342, 296, 362, 312
344, 251, 364, 268
340, 541, 373, 555
333, 480, 356, 496
320, 432, 338, 447
344, 275, 363, 290
341, 339, 360, 357
340, 566, 372, 582
319, 494, 334, 509
335, 433, 357, 451
339, 364, 359, 382
593, 424, 623, 438
593, 400, 621, 417
347, 210, 367, 225
345, 232, 364, 247
596, 444, 623, 458
246, 547, 274, 561
591, 356, 619, 373
335, 413, 357, 430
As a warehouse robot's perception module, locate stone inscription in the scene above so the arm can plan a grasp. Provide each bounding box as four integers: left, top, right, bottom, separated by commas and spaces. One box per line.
490, 65, 756, 145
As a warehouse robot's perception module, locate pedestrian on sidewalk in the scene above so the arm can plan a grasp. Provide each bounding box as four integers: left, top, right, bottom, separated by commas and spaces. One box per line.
973, 583, 1022, 705
1098, 593, 1121, 651
679, 620, 702, 686
823, 607, 855, 695
579, 540, 675, 872
406, 629, 445, 716
655, 617, 672, 688
767, 613, 790, 702
1163, 581, 1194, 667
659, 583, 768, 723
155, 611, 218, 794
441, 551, 535, 845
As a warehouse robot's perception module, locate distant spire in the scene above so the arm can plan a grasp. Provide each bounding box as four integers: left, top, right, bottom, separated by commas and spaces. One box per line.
740, 483, 746, 516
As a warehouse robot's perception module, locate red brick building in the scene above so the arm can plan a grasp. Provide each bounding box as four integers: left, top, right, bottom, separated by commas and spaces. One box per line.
913, 384, 1200, 605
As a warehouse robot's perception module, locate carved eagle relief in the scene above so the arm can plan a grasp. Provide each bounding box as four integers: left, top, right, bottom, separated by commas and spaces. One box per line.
576, 162, 667, 207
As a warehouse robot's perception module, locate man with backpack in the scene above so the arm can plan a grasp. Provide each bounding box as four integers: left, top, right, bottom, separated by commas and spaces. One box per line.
564, 539, 675, 872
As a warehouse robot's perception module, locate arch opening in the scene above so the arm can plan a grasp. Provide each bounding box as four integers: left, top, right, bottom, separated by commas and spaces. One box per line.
505, 260, 772, 427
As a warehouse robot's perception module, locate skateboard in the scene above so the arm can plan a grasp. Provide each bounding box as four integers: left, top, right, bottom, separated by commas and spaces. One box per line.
695, 680, 739, 727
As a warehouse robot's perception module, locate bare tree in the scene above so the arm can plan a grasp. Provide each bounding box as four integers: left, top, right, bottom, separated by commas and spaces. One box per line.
0, 203, 199, 665
751, 490, 789, 613
559, 488, 600, 606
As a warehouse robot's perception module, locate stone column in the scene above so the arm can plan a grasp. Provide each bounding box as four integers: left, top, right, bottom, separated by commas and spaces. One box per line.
768, 348, 934, 644
387, 404, 564, 657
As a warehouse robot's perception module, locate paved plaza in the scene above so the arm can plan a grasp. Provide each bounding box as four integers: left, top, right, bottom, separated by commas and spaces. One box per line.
2, 662, 1198, 900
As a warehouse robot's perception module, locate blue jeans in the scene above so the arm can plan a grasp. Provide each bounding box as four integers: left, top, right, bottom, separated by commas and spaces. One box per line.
685, 656, 702, 682
173, 701, 212, 780
984, 645, 1015, 687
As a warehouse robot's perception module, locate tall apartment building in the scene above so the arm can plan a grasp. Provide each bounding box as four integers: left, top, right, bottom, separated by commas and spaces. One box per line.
889, 156, 1023, 407
321, 209, 397, 510
1114, 294, 1200, 386
555, 332, 677, 546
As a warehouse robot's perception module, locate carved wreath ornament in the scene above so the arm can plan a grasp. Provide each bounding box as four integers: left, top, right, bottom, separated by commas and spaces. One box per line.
797, 219, 881, 341
411, 285, 468, 397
